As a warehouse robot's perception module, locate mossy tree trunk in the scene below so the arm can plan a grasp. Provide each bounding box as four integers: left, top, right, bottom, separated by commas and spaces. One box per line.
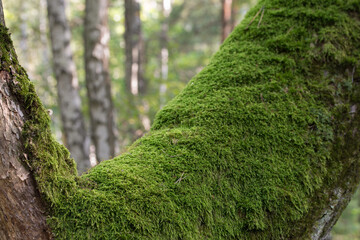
1, 0, 360, 239
0, 12, 52, 239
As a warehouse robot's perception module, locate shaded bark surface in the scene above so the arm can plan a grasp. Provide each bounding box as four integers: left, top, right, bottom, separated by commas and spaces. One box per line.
84, 0, 117, 163
47, 0, 90, 173
0, 71, 51, 240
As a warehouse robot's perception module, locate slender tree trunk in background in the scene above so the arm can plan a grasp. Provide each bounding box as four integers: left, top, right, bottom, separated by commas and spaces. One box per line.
0, 0, 4, 25
124, 0, 145, 96
47, 0, 91, 173
39, 0, 52, 85
124, 0, 150, 138
221, 0, 233, 42
159, 0, 171, 108
0, 6, 52, 237
231, 0, 241, 30
19, 2, 28, 70
84, 0, 117, 163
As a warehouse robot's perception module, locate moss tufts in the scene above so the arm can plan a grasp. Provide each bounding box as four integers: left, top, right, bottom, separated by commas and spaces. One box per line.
3, 0, 360, 238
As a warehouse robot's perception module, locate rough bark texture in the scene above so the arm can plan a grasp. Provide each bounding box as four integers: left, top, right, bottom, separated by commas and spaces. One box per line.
221, 0, 233, 42
0, 28, 52, 240
1, 0, 360, 239
124, 0, 145, 96
84, 0, 117, 163
47, 0, 90, 173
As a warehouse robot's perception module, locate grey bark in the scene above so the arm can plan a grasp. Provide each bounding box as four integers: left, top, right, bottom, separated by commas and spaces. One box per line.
124, 0, 150, 138
84, 0, 117, 162
124, 0, 145, 96
47, 0, 91, 173
39, 0, 52, 85
0, 14, 51, 237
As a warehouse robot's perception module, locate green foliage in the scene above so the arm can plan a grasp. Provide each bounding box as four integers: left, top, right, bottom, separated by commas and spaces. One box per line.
333, 189, 360, 239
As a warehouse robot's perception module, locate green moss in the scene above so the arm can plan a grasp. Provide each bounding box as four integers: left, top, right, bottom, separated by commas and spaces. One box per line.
3, 0, 360, 238
0, 26, 77, 206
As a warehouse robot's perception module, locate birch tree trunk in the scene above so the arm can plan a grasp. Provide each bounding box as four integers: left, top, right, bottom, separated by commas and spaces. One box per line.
2, 0, 360, 239
84, 0, 117, 163
47, 0, 91, 173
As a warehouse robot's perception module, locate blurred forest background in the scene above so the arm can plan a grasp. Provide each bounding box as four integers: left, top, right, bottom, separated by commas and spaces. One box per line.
2, 0, 360, 238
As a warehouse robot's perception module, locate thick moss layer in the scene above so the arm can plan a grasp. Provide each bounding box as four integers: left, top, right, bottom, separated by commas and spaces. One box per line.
4, 0, 360, 239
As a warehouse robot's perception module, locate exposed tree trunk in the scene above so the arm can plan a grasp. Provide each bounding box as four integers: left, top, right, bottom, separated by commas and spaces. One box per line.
0, 16, 52, 239
159, 0, 171, 108
124, 0, 145, 96
84, 0, 117, 163
47, 0, 91, 173
221, 0, 233, 42
2, 0, 360, 239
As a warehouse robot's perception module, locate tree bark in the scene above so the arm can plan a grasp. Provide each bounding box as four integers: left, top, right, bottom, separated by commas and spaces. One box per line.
221, 0, 233, 42
124, 0, 145, 96
0, 21, 52, 240
39, 0, 52, 86
0, 0, 4, 26
84, 0, 117, 163
47, 0, 91, 173
159, 0, 171, 108
1, 0, 360, 239
124, 0, 150, 139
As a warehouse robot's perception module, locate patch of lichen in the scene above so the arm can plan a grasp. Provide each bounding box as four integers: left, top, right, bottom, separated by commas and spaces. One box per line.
4, 0, 360, 238
0, 25, 77, 206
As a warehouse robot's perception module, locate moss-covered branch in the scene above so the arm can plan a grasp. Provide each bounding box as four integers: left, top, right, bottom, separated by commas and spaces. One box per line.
3, 0, 360, 239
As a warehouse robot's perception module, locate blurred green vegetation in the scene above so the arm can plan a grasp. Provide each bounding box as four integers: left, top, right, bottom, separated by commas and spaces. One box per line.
3, 0, 360, 238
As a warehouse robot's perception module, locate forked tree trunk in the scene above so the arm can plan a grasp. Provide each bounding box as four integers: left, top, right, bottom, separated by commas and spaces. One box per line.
84, 0, 117, 163
1, 0, 360, 239
47, 0, 91, 173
